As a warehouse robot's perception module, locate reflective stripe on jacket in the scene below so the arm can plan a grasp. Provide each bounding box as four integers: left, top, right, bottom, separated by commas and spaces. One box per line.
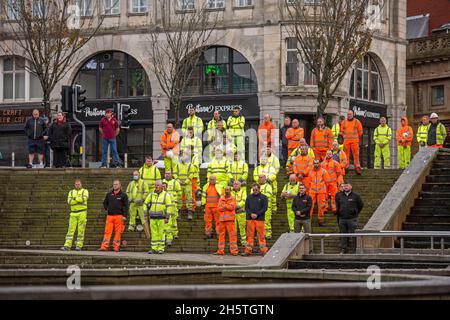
67, 188, 89, 213
218, 195, 237, 222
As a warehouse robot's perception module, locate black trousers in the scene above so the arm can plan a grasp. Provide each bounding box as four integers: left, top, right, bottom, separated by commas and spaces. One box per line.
339, 218, 358, 252
53, 148, 68, 168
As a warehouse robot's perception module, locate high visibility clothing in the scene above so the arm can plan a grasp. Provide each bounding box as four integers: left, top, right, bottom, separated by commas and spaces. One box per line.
182, 115, 204, 138
417, 124, 430, 145
293, 154, 313, 188
207, 118, 227, 132
64, 188, 89, 249
258, 121, 277, 146
253, 164, 278, 212
228, 160, 249, 186
428, 122, 447, 146
245, 220, 268, 254
163, 178, 182, 240
144, 191, 173, 252
310, 126, 333, 161
208, 128, 228, 145
396, 117, 414, 147
267, 154, 281, 175
259, 183, 273, 238
286, 146, 315, 173
173, 158, 199, 210
309, 167, 331, 223
227, 115, 245, 153
101, 215, 124, 251
282, 182, 300, 233
373, 125, 392, 169
321, 158, 342, 212
160, 129, 180, 171
232, 188, 247, 245
332, 149, 348, 181
344, 141, 361, 169
398, 145, 411, 169
332, 122, 344, 150
126, 179, 149, 230
217, 196, 238, 255
341, 118, 363, 169
210, 142, 236, 162
202, 183, 223, 235
286, 127, 305, 157
139, 164, 161, 193
207, 158, 230, 188
181, 136, 202, 158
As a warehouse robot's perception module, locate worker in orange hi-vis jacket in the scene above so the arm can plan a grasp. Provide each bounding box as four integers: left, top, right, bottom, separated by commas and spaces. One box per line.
331, 141, 348, 185
215, 186, 238, 256
286, 119, 304, 158
310, 117, 333, 161
258, 113, 277, 158
293, 146, 314, 190
321, 150, 343, 213
340, 110, 363, 175
309, 159, 331, 226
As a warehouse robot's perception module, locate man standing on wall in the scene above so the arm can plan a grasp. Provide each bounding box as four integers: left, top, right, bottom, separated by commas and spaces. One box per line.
396, 117, 413, 169
373, 117, 392, 169
24, 109, 47, 169
99, 109, 122, 168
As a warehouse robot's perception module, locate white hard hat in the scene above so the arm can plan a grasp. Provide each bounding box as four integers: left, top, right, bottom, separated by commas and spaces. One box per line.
166, 150, 174, 159
430, 113, 439, 119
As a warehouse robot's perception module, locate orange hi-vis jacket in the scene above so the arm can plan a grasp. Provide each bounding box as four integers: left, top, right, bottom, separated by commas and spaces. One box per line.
217, 195, 237, 222
321, 158, 342, 184
258, 121, 277, 145
160, 129, 180, 156
332, 150, 349, 171
286, 127, 305, 151
293, 154, 313, 177
310, 126, 333, 150
340, 118, 363, 142
396, 117, 414, 147
309, 167, 331, 194
205, 184, 221, 208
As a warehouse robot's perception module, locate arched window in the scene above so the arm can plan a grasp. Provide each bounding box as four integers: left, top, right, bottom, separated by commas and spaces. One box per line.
74, 51, 151, 99
350, 55, 384, 103
0, 56, 43, 102
184, 46, 257, 96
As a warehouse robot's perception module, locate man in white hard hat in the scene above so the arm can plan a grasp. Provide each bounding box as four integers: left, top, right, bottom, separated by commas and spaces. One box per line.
427, 113, 447, 148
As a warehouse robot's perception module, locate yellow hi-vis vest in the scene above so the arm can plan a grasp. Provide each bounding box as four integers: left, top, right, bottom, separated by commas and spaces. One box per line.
126, 179, 148, 203
228, 160, 249, 183
139, 165, 161, 192
67, 188, 89, 213
259, 183, 273, 207
332, 123, 340, 142
253, 164, 277, 184
267, 154, 280, 174
227, 115, 245, 137
181, 136, 202, 157
435, 123, 447, 145
282, 182, 299, 206
417, 124, 430, 144
207, 157, 229, 184
232, 188, 247, 212
144, 191, 172, 219
373, 125, 392, 145
163, 178, 182, 209
182, 115, 204, 138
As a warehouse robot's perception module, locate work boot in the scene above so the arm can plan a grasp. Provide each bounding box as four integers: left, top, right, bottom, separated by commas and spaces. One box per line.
187, 210, 193, 221
26, 163, 32, 169
214, 251, 224, 256
231, 252, 239, 256
241, 252, 251, 257
260, 251, 267, 257
355, 167, 362, 175
157, 250, 164, 254
174, 235, 179, 240
128, 225, 136, 232
166, 238, 173, 247
265, 235, 272, 240
113, 248, 120, 252
147, 250, 154, 254
75, 247, 82, 252
98, 247, 108, 251
60, 246, 70, 251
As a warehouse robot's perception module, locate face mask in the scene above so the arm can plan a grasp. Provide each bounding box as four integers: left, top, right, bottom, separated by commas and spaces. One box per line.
133, 175, 139, 181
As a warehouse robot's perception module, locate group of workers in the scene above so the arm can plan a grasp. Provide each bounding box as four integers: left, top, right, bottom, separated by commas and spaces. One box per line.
60, 108, 447, 256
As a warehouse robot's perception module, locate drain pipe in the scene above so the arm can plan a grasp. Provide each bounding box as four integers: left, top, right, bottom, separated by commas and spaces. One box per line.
124, 153, 128, 168
11, 152, 15, 167
107, 145, 110, 168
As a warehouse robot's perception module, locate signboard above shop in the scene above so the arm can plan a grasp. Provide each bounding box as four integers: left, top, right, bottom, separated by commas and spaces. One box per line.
171, 95, 260, 121
0, 105, 45, 131
350, 99, 387, 127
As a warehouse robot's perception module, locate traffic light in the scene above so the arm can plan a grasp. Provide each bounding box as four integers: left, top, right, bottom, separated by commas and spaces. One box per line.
73, 84, 87, 112
121, 104, 132, 129
61, 85, 73, 114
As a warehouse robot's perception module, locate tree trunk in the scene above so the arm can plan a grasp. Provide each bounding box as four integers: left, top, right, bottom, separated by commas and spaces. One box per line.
174, 98, 181, 128
43, 91, 51, 118
316, 84, 326, 118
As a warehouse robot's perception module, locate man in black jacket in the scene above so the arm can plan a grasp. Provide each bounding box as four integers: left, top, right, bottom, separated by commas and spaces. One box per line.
280, 116, 291, 167
335, 182, 364, 254
243, 183, 269, 256
24, 109, 47, 168
292, 184, 313, 252
99, 179, 129, 252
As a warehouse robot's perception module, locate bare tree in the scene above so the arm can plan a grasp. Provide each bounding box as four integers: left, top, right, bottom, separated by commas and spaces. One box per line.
148, 0, 222, 126
282, 0, 384, 117
0, 0, 108, 116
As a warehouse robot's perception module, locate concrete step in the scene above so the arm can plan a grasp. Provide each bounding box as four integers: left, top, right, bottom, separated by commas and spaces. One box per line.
405, 215, 450, 224
419, 191, 450, 198
426, 175, 450, 183
410, 207, 450, 215
414, 198, 450, 206
402, 222, 450, 231
422, 183, 450, 192
288, 259, 450, 269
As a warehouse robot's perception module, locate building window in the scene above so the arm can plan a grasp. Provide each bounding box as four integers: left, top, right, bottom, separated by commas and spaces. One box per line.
32, 0, 45, 17
431, 85, 445, 106
104, 0, 120, 15
179, 0, 195, 10
5, 0, 21, 20
207, 0, 224, 9
286, 37, 299, 86
350, 55, 384, 103
184, 46, 257, 96
76, 0, 93, 16
74, 51, 151, 99
130, 0, 147, 13
235, 0, 252, 6
0, 56, 43, 102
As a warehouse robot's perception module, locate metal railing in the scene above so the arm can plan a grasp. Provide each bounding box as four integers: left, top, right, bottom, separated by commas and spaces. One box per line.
307, 231, 450, 255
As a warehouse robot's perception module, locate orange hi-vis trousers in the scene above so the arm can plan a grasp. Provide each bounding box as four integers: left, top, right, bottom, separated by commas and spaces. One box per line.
327, 183, 338, 212
204, 206, 220, 235
313, 148, 328, 162
310, 192, 328, 223
217, 221, 238, 255
101, 215, 124, 251
344, 141, 361, 169
245, 220, 268, 254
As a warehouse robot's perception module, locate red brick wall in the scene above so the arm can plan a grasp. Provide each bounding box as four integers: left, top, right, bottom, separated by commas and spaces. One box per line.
407, 0, 450, 34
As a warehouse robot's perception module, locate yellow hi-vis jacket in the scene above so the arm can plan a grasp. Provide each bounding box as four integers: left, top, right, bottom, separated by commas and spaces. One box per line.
173, 156, 200, 182
126, 179, 149, 203
144, 191, 173, 219
373, 125, 392, 145
180, 136, 203, 157
267, 154, 280, 174
417, 124, 430, 144
432, 122, 448, 145
163, 178, 182, 209
231, 188, 247, 213
139, 164, 161, 192
332, 123, 340, 142
259, 182, 273, 208
207, 157, 230, 185
227, 115, 245, 138
182, 115, 204, 138
282, 182, 299, 207
67, 188, 89, 213
253, 164, 277, 184
228, 160, 249, 185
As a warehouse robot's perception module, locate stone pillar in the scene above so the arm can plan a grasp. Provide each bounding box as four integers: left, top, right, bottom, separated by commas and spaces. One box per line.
152, 96, 169, 158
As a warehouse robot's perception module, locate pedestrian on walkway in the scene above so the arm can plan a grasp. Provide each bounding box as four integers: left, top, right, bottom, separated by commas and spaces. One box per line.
24, 109, 47, 168
48, 112, 72, 168
99, 179, 129, 252
335, 182, 364, 254
99, 109, 122, 168
61, 179, 89, 251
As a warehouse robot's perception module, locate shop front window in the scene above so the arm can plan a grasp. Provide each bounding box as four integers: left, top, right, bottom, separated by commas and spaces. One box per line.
350, 55, 384, 103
